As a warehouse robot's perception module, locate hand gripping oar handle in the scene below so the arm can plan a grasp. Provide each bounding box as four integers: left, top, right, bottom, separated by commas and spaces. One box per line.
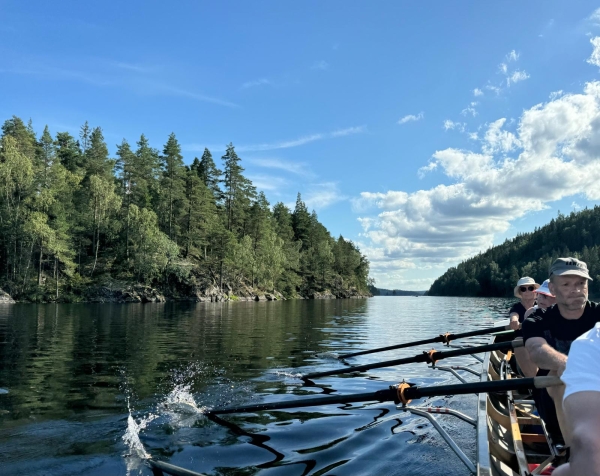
338, 324, 512, 359
302, 338, 524, 380
206, 375, 561, 415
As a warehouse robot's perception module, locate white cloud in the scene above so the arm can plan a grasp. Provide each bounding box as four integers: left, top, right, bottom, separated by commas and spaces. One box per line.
241, 78, 272, 89
481, 118, 521, 153
486, 83, 502, 95
506, 50, 519, 62
355, 81, 600, 286
587, 37, 600, 68
183, 126, 366, 152
330, 125, 367, 137
473, 88, 484, 97
589, 8, 600, 26
499, 62, 508, 74
443, 120, 466, 132
461, 102, 478, 117
247, 158, 316, 178
398, 112, 424, 124
311, 60, 329, 70
247, 174, 289, 192
304, 182, 346, 210
549, 90, 564, 100
507, 70, 530, 86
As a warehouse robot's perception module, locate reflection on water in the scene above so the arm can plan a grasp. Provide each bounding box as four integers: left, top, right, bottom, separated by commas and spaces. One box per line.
0, 297, 511, 475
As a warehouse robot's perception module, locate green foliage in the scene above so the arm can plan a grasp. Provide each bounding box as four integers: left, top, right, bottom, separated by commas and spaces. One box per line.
429, 207, 600, 297
0, 116, 371, 301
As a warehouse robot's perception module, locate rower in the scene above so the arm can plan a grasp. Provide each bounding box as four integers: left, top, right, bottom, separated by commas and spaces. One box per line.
553, 323, 600, 476
523, 257, 600, 447
509, 276, 539, 377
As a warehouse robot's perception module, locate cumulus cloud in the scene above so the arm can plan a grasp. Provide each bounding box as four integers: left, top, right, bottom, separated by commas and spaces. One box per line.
398, 112, 424, 124
473, 88, 484, 97
587, 37, 600, 68
355, 81, 600, 287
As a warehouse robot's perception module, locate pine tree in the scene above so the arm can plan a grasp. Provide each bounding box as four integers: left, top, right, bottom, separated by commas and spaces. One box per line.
159, 133, 187, 242
194, 148, 223, 201
221, 143, 256, 234
55, 132, 83, 174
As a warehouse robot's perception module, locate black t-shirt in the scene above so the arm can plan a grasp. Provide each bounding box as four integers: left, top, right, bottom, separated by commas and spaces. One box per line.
522, 301, 600, 355
509, 302, 529, 323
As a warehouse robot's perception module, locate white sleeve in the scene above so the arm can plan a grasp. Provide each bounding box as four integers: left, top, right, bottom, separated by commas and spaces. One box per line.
562, 325, 600, 401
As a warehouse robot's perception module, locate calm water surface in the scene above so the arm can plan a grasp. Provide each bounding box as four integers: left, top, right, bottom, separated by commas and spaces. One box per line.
0, 297, 512, 476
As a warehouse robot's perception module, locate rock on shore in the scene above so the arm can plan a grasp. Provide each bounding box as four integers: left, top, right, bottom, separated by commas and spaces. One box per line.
87, 285, 166, 303
0, 289, 15, 304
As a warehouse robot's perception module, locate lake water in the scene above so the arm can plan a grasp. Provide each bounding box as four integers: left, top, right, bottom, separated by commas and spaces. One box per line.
0, 297, 512, 476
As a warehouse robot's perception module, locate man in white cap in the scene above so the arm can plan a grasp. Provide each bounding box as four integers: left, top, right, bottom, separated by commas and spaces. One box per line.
523, 257, 600, 446
553, 323, 600, 475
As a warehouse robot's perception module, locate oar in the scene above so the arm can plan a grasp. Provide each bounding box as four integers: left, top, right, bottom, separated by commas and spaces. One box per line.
338, 324, 512, 359
149, 459, 207, 476
207, 376, 561, 415
302, 339, 523, 381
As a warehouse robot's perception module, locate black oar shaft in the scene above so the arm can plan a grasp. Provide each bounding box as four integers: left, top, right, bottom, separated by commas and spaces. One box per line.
303, 339, 522, 380
339, 325, 511, 359
206, 376, 561, 415
405, 375, 558, 400
208, 388, 397, 415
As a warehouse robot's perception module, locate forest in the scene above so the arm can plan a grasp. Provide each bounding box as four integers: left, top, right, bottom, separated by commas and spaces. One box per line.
0, 116, 371, 302
428, 206, 600, 297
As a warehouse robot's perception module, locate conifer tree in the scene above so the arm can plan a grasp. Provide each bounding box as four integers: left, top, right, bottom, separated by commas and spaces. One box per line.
159, 133, 187, 242
221, 143, 256, 234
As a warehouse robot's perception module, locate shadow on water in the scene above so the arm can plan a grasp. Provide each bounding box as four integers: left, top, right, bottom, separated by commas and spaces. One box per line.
0, 297, 511, 475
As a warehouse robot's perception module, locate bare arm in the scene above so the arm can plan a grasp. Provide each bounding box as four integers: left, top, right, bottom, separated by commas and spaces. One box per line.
552, 392, 600, 476
509, 312, 520, 330
525, 336, 567, 375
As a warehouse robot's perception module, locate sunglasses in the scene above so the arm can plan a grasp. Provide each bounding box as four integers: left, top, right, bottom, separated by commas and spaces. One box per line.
519, 286, 535, 292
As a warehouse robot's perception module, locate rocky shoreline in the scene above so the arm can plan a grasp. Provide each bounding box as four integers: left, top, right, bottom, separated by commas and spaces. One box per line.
0, 284, 370, 304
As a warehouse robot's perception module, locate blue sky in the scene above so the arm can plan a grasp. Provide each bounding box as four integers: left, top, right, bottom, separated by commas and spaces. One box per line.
3, 2, 600, 290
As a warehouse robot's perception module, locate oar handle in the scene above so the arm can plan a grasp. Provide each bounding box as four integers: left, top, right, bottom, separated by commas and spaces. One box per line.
303, 339, 522, 380
404, 374, 559, 401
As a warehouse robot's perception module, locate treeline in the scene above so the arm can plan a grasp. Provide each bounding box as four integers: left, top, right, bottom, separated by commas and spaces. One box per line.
429, 207, 600, 297
0, 116, 370, 301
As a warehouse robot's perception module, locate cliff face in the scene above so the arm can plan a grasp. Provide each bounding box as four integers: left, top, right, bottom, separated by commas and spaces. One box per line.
81, 281, 368, 304
0, 289, 15, 304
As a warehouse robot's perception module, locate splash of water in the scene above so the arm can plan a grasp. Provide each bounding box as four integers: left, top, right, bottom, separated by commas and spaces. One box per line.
272, 370, 303, 379
162, 382, 209, 416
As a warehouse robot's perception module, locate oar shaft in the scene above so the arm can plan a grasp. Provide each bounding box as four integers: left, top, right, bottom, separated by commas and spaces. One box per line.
405, 375, 559, 400
303, 339, 522, 380
339, 325, 511, 359
207, 376, 562, 416
207, 388, 396, 415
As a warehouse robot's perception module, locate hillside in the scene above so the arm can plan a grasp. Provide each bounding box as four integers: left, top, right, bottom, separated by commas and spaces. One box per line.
0, 116, 371, 302
428, 207, 600, 297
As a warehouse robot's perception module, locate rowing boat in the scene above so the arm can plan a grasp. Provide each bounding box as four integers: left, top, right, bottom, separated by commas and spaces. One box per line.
476, 335, 560, 476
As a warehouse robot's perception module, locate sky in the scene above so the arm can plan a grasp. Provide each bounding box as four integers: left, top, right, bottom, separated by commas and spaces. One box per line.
3, 2, 600, 290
